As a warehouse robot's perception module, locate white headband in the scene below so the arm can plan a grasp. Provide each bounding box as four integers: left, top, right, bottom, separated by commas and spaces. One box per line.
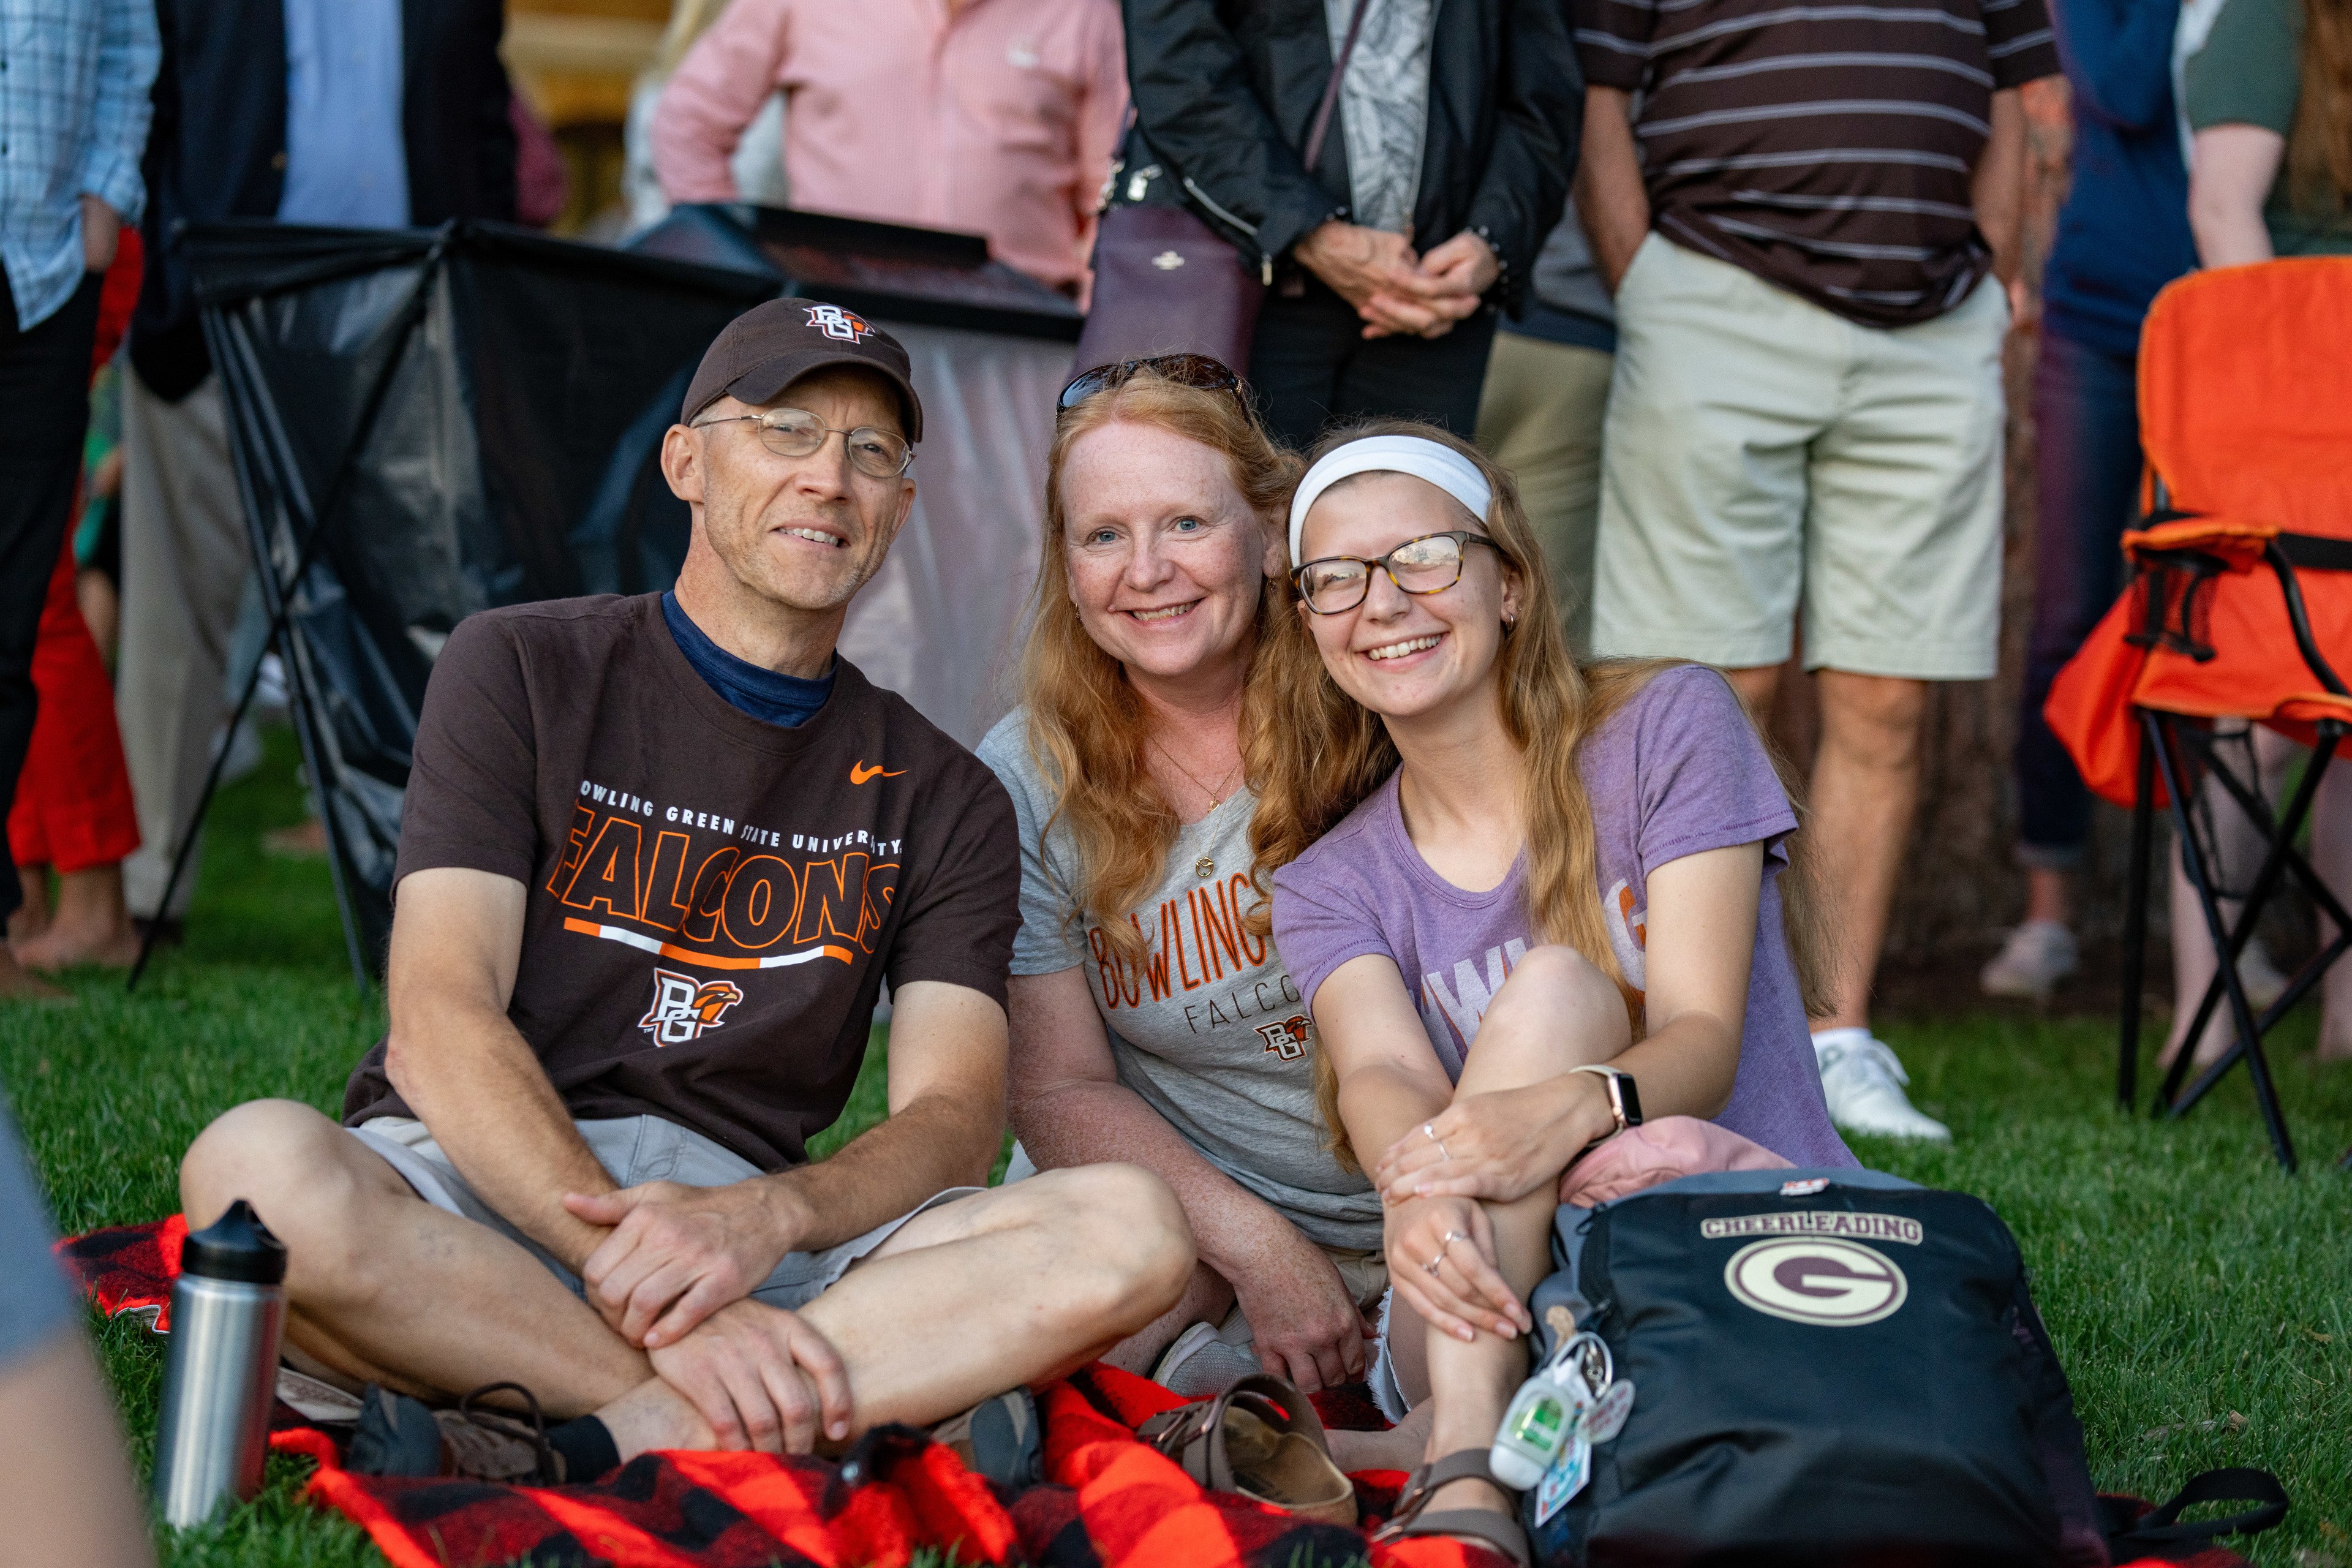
1287, 434, 1495, 565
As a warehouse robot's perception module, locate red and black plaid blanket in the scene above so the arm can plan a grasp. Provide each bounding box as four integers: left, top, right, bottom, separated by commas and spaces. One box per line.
60, 1219, 2252, 1568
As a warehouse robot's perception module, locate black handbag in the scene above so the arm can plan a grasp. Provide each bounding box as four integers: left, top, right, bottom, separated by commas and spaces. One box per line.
1071, 0, 1372, 375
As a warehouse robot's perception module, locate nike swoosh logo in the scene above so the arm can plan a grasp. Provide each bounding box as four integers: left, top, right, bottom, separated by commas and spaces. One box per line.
850, 762, 907, 785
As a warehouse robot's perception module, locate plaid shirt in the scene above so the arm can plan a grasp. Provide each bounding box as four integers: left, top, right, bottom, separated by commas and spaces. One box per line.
0, 0, 157, 331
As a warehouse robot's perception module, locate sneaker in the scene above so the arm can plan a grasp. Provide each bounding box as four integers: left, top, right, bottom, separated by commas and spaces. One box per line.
1980, 920, 2079, 999
345, 1381, 562, 1484
1151, 1314, 1264, 1399
1812, 1028, 1951, 1142
931, 1387, 1042, 1487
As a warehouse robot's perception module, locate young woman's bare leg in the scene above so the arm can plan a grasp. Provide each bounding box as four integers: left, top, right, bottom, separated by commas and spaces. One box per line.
1392, 947, 1630, 1520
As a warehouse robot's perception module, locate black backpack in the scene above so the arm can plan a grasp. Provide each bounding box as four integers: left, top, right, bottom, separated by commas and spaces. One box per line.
1521, 1169, 2285, 1568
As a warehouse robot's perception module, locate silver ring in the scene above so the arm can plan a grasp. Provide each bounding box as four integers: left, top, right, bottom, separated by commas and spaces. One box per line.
1423, 1232, 1457, 1275
1424, 1123, 1452, 1162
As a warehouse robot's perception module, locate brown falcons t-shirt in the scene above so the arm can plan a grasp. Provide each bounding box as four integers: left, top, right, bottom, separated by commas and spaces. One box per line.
342, 594, 1020, 1172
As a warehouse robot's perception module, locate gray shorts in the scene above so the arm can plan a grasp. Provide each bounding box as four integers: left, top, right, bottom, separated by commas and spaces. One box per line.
349, 1114, 978, 1311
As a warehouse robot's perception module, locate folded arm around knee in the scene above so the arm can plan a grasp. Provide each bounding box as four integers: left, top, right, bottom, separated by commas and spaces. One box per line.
1375, 845, 1760, 1208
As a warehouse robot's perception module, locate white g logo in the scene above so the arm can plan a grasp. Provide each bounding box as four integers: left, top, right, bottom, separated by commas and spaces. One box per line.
1723, 1238, 1908, 1326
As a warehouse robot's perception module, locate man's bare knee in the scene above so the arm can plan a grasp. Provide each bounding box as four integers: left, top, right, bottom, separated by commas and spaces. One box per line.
1471, 946, 1633, 1079
180, 1099, 406, 1303
1027, 1164, 1194, 1336
1817, 673, 1928, 764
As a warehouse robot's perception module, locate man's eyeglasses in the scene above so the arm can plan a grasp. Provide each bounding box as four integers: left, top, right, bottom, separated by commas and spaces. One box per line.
690, 408, 912, 478
1058, 353, 1246, 413
1293, 530, 1507, 615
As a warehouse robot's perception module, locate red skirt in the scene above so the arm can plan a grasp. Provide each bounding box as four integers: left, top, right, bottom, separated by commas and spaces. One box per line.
9, 529, 139, 873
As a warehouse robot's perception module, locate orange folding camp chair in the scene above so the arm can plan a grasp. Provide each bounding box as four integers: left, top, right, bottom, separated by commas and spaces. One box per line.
2045, 257, 2352, 1172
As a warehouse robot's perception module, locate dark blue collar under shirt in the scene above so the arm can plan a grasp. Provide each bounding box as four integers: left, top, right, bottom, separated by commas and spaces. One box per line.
662, 592, 835, 728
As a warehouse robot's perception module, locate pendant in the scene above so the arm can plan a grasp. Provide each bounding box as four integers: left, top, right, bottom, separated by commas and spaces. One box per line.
1195, 856, 1215, 880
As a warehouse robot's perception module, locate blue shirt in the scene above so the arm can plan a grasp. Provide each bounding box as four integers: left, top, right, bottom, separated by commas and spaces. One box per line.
662, 592, 835, 728
277, 0, 409, 228
2039, 0, 2201, 358
0, 0, 157, 330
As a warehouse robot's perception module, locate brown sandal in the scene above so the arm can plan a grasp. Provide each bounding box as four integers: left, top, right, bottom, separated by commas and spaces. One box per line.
1372, 1449, 1533, 1567
1136, 1373, 1359, 1526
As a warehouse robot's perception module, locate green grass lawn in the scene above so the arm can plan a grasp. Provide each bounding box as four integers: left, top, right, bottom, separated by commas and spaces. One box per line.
2, 725, 2347, 1566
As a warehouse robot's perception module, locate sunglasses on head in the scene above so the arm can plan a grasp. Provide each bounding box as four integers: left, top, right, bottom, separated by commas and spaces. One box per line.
1057, 354, 1246, 413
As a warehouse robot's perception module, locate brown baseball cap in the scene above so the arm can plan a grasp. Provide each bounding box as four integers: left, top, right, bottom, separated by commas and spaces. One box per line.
681, 298, 924, 442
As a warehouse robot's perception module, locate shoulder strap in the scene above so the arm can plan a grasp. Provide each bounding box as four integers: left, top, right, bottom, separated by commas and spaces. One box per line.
1302, 0, 1376, 178
2108, 1468, 2288, 1549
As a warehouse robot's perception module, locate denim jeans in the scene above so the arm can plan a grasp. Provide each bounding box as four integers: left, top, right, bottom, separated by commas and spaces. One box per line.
2014, 329, 2144, 867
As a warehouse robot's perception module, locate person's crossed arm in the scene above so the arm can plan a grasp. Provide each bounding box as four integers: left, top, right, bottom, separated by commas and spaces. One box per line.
1009, 967, 1368, 1392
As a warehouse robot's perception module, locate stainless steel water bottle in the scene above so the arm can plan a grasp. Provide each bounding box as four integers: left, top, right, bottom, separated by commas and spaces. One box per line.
152, 1200, 288, 1527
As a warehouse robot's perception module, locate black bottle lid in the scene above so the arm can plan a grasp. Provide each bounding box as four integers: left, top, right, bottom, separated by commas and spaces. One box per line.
180, 1200, 288, 1285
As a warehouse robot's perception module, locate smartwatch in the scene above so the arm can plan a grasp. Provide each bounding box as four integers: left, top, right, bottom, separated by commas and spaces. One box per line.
1569, 1065, 1644, 1136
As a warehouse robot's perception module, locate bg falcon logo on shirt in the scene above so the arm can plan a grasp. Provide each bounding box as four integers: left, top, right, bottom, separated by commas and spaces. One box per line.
1254, 1013, 1313, 1061
639, 968, 745, 1045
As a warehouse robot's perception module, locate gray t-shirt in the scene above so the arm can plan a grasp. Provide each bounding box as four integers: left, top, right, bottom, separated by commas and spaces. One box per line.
1272, 665, 1854, 1170
979, 712, 1382, 1251
0, 1093, 75, 1368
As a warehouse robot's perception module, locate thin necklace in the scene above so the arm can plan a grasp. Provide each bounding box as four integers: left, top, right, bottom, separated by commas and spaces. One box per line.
1150, 736, 1241, 810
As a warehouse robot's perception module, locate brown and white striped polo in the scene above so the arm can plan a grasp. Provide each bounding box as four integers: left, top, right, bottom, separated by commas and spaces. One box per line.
1574, 0, 2059, 326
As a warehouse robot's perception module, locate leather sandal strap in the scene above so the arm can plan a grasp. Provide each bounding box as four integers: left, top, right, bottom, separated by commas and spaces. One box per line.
1389, 1509, 1533, 1568
1422, 1449, 1504, 1493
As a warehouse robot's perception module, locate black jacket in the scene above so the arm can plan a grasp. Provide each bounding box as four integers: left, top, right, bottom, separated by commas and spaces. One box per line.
132, 0, 518, 399
1120, 0, 1581, 310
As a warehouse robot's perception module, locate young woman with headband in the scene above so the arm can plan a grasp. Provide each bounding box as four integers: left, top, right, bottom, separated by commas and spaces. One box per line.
1259, 422, 1852, 1559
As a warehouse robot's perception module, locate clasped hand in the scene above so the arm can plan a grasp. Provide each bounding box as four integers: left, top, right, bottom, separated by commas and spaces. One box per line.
648, 1298, 852, 1453
1386, 1193, 1532, 1343
1295, 222, 1499, 340
565, 1178, 795, 1349
1373, 1079, 1599, 1209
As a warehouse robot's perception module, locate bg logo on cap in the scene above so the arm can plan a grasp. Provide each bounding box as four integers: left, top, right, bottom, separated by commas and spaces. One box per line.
1723, 1237, 1908, 1326
804, 304, 873, 344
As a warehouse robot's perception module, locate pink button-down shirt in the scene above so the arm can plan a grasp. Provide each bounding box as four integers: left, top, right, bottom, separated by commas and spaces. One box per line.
651, 0, 1126, 294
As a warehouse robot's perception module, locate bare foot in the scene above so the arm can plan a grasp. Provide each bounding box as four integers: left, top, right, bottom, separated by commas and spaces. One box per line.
264, 819, 330, 859
15, 867, 141, 970
0, 947, 70, 1002
2157, 1011, 2239, 1074
14, 922, 141, 971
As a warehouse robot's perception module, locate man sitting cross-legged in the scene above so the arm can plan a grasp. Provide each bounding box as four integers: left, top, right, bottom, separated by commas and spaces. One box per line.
178, 301, 1195, 1481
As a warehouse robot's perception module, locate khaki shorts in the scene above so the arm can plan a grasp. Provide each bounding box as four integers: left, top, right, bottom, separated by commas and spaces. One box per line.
350, 1115, 979, 1311
1591, 233, 2009, 679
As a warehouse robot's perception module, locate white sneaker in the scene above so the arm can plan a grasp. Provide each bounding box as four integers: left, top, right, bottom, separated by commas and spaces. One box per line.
1980, 920, 2080, 998
1812, 1028, 1951, 1142
1150, 1313, 1262, 1398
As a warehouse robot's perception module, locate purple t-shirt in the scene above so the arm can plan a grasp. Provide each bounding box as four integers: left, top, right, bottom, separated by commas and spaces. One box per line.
1272, 664, 1854, 1169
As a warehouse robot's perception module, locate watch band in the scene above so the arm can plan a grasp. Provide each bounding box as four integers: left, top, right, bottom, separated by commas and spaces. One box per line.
1569, 1065, 1645, 1133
